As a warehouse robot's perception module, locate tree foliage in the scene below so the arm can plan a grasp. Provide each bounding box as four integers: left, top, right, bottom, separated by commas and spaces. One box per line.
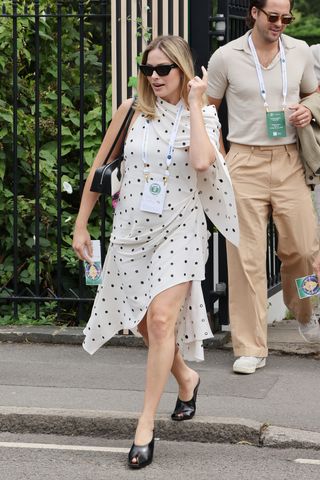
286, 0, 320, 44
293, 0, 320, 17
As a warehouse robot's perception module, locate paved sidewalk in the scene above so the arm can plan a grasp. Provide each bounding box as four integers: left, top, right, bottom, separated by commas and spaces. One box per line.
0, 320, 319, 449
0, 318, 319, 355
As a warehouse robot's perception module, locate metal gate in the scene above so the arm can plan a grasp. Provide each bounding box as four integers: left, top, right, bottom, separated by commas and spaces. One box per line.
111, 0, 189, 113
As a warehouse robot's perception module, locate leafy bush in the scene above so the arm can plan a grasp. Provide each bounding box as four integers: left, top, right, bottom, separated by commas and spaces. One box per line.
286, 1, 320, 44
286, 14, 320, 44
0, 0, 112, 325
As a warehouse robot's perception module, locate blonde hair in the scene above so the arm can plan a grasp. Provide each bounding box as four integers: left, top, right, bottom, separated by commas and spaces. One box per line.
136, 35, 195, 118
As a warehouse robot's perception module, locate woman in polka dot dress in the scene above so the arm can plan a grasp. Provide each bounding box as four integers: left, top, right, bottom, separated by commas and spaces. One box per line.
73, 35, 239, 469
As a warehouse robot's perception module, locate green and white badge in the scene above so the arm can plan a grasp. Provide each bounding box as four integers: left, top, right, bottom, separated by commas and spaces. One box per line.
248, 34, 288, 139
266, 110, 287, 138
140, 175, 166, 214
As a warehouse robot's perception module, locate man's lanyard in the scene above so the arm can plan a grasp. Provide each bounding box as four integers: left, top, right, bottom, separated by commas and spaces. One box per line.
248, 34, 288, 111
142, 102, 184, 183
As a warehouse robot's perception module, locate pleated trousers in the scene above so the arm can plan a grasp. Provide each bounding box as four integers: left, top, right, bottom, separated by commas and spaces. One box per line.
226, 142, 319, 357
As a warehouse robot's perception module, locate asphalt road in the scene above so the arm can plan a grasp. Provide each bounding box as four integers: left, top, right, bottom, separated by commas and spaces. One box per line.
0, 343, 319, 435
0, 432, 319, 480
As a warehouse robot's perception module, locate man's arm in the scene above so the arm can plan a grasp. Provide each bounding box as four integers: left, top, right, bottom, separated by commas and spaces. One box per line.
291, 44, 320, 126
207, 96, 223, 110
301, 87, 320, 98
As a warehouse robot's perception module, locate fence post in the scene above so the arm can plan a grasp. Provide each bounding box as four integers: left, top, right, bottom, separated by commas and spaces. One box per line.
34, 0, 41, 320
189, 0, 212, 74
216, 0, 229, 43
78, 0, 86, 323
57, 0, 63, 320
217, 233, 229, 325
12, 0, 18, 318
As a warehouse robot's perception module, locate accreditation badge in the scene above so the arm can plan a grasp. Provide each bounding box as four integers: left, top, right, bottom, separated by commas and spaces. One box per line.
266, 111, 287, 138
140, 174, 166, 214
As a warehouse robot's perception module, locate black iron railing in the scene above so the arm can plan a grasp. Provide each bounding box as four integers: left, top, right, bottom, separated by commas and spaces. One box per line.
0, 0, 111, 324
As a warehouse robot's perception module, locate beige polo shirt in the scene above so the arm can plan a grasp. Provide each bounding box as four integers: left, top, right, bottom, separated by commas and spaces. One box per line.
207, 31, 318, 146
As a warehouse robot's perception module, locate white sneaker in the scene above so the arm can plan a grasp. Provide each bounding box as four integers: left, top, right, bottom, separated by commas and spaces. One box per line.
233, 356, 266, 374
298, 315, 320, 344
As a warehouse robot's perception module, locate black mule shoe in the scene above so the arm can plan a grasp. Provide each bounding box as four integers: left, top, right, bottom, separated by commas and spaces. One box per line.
171, 377, 200, 421
128, 433, 155, 469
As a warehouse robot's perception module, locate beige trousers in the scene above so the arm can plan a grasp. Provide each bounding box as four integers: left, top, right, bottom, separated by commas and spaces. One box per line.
226, 143, 319, 357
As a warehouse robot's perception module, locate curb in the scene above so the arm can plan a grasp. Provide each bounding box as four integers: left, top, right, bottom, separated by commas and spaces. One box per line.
0, 407, 262, 445
0, 407, 319, 449
0, 327, 230, 350
222, 341, 320, 358
260, 425, 320, 450
1, 326, 319, 356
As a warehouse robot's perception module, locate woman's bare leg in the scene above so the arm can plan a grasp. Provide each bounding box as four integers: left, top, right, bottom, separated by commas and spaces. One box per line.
138, 316, 199, 402
171, 349, 199, 400
133, 282, 192, 447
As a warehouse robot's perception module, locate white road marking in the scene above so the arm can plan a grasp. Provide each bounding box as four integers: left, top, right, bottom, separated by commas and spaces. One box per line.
294, 459, 320, 465
0, 441, 128, 453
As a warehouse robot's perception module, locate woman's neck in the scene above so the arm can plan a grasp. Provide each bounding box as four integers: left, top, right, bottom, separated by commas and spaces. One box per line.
158, 93, 181, 105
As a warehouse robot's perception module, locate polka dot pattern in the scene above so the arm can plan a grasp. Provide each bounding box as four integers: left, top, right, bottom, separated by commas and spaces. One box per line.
83, 99, 238, 359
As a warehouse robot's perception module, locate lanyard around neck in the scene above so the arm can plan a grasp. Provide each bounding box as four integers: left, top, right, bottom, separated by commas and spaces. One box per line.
142, 102, 184, 182
248, 34, 288, 110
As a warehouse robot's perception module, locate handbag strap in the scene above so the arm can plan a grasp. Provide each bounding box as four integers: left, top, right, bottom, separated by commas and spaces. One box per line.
103, 99, 136, 166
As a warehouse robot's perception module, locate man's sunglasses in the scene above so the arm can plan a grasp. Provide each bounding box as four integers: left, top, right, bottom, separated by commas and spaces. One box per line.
258, 8, 295, 25
139, 63, 178, 77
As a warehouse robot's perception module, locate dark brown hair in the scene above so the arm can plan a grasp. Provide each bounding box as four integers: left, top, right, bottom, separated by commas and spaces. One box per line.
246, 0, 294, 28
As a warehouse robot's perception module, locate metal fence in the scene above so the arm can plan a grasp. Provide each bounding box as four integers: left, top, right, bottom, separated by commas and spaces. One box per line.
0, 0, 111, 324
0, 0, 281, 328
111, 0, 189, 112
0, 0, 221, 327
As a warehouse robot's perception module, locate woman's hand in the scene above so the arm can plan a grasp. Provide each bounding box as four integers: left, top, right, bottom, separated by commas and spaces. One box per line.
187, 66, 208, 105
188, 66, 215, 171
72, 225, 93, 263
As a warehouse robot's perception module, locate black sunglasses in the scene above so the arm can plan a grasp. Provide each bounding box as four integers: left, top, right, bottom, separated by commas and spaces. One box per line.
139, 63, 178, 77
258, 8, 295, 25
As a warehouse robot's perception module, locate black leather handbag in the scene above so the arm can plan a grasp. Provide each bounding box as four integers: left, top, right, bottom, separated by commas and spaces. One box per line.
90, 102, 135, 196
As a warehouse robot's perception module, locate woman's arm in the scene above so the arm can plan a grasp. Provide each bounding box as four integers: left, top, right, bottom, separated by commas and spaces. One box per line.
207, 96, 226, 156
188, 67, 215, 172
72, 98, 135, 261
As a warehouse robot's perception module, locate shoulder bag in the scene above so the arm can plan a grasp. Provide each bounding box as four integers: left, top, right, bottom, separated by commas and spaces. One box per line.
90, 100, 135, 196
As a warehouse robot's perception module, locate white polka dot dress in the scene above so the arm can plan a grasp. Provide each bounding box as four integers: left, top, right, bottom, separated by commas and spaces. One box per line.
83, 99, 239, 361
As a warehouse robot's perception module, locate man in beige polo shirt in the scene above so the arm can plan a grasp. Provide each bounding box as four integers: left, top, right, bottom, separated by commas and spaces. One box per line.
207, 0, 320, 374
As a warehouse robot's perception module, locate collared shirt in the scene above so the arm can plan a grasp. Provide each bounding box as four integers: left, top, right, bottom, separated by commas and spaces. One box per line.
207, 30, 318, 146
